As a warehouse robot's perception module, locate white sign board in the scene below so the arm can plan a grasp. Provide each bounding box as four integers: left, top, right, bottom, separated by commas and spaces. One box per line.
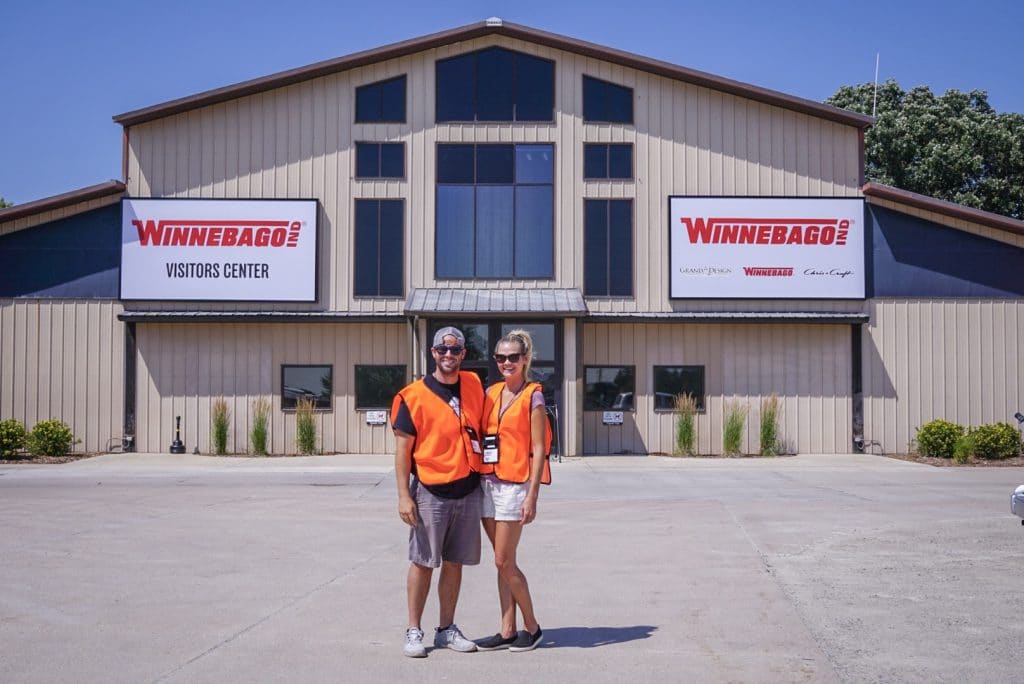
669, 197, 865, 299
602, 411, 624, 426
121, 198, 318, 301
365, 410, 388, 425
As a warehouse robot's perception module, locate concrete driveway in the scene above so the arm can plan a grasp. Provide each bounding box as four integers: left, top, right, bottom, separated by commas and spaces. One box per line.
1, 453, 1021, 683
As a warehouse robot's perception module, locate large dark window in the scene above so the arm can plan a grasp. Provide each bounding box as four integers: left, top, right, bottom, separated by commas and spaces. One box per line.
436, 48, 554, 122
355, 365, 406, 410
653, 366, 706, 411
355, 76, 406, 123
583, 75, 633, 123
436, 143, 553, 278
584, 143, 633, 180
355, 142, 404, 178
354, 199, 404, 297
584, 199, 633, 296
584, 366, 635, 411
282, 365, 332, 410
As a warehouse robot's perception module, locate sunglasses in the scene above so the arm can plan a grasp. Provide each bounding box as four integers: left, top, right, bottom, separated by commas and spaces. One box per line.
493, 353, 523, 364
433, 345, 464, 356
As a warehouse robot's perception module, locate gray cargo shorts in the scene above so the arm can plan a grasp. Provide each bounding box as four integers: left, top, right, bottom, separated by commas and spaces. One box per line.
409, 481, 482, 568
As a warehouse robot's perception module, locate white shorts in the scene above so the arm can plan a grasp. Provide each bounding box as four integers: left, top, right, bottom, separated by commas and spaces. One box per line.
481, 473, 528, 522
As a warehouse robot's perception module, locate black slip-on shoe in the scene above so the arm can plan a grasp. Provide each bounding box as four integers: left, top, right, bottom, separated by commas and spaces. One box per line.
475, 632, 517, 651
509, 627, 543, 652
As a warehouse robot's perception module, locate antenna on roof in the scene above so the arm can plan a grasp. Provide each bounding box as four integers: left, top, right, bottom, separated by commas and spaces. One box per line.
872, 53, 880, 117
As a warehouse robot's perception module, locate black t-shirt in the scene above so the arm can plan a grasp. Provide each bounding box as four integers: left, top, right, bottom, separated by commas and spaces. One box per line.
393, 374, 479, 499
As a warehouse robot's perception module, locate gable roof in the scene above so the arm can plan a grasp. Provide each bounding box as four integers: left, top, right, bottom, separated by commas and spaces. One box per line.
0, 180, 125, 224
863, 182, 1024, 238
113, 20, 873, 129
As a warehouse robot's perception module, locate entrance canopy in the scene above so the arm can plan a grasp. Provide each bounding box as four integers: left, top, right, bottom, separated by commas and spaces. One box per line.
404, 288, 587, 317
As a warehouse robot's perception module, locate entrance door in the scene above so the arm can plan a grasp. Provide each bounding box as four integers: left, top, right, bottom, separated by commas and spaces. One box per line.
427, 320, 563, 453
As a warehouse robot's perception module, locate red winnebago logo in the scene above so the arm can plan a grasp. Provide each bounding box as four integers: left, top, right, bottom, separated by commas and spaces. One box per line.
132, 219, 302, 247
743, 267, 794, 277
680, 217, 849, 245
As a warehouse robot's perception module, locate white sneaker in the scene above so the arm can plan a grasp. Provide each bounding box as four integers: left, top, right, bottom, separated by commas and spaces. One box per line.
433, 623, 477, 652
404, 628, 426, 658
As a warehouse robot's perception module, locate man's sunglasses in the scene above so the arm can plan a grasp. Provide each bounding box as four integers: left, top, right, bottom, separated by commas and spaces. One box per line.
493, 353, 523, 364
433, 345, 464, 356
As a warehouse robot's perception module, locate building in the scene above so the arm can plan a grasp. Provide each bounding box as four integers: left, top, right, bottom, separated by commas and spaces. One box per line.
2, 20, 1022, 456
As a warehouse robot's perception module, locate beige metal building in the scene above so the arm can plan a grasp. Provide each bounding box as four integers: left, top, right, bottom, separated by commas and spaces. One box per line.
2, 20, 1022, 456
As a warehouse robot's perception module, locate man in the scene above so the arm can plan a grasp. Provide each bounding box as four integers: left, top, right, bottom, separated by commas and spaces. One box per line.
391, 326, 485, 658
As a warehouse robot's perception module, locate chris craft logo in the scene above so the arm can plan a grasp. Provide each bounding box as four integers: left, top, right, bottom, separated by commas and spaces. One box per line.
131, 219, 303, 247
804, 268, 854, 278
680, 217, 850, 245
743, 266, 794, 277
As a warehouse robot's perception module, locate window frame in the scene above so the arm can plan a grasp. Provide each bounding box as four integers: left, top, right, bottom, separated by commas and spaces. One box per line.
354, 364, 407, 411
435, 47, 556, 124
281, 364, 333, 411
583, 365, 637, 412
435, 142, 555, 280
354, 75, 407, 123
353, 198, 404, 298
583, 143, 634, 180
582, 75, 634, 124
652, 365, 706, 412
583, 198, 634, 297
354, 141, 406, 179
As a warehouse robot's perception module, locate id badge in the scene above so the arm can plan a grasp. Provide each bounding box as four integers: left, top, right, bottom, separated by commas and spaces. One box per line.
483, 434, 499, 464
466, 426, 482, 455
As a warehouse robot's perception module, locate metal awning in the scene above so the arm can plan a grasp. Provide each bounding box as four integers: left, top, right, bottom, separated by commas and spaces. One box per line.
118, 310, 405, 323
585, 311, 870, 324
404, 288, 588, 317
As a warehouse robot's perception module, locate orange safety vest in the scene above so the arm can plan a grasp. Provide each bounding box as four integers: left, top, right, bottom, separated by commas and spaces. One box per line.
481, 381, 552, 485
392, 371, 484, 485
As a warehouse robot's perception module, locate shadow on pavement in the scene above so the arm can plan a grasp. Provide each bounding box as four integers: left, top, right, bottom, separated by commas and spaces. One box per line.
539, 625, 658, 648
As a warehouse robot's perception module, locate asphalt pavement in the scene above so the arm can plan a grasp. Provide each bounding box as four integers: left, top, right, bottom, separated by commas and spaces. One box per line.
1, 452, 1022, 683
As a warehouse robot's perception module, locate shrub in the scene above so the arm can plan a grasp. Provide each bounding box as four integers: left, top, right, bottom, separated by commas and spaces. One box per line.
674, 394, 698, 456
295, 398, 317, 455
970, 422, 1020, 459
1, 418, 27, 458
759, 394, 781, 456
722, 400, 748, 456
915, 419, 964, 459
952, 431, 976, 464
26, 419, 77, 456
211, 398, 231, 455
250, 397, 271, 456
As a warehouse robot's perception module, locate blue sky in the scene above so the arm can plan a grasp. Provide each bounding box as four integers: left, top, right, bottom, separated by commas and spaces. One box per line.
2, 0, 1021, 205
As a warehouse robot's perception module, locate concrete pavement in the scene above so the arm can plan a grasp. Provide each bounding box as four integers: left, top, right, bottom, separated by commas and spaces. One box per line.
1, 452, 1022, 683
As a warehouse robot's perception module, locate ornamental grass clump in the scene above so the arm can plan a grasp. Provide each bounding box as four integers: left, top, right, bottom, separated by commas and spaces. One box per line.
759, 394, 781, 457
211, 398, 231, 455
915, 419, 964, 459
26, 419, 77, 457
673, 393, 698, 456
250, 397, 271, 456
295, 398, 317, 455
722, 400, 749, 457
1, 418, 27, 458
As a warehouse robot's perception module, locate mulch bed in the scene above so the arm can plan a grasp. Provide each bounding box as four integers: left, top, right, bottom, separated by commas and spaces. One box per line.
882, 453, 1024, 467
0, 453, 99, 465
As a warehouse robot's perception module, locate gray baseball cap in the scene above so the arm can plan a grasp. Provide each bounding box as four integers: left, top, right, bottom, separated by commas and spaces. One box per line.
432, 326, 466, 347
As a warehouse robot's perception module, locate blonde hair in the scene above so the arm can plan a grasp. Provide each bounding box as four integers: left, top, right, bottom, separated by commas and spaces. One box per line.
496, 328, 534, 381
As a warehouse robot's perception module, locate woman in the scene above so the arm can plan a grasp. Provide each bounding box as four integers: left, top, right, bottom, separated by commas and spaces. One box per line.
474, 329, 551, 653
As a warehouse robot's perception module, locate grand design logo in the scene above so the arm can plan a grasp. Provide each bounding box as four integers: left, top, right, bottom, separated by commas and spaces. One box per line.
131, 219, 303, 247
680, 217, 850, 245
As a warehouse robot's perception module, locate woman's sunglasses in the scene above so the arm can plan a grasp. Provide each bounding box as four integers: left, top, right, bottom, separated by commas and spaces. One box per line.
493, 353, 523, 364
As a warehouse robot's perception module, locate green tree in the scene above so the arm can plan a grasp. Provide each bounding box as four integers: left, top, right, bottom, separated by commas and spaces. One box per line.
0, 197, 12, 208
827, 80, 1024, 219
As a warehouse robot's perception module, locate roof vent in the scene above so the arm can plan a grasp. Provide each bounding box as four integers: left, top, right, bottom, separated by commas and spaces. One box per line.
485, 16, 503, 27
